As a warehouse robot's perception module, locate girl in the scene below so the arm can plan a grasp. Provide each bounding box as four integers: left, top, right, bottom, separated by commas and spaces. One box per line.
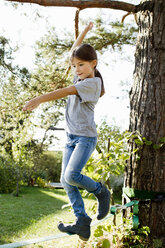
23, 22, 110, 241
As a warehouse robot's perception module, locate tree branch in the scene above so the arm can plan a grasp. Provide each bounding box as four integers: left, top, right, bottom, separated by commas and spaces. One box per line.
6, 0, 136, 13
75, 8, 80, 39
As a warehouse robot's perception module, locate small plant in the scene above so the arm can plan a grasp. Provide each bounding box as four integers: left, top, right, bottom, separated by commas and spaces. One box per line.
89, 218, 151, 248
36, 177, 46, 188
83, 124, 129, 187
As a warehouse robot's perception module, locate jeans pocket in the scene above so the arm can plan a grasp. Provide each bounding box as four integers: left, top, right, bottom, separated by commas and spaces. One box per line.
88, 137, 97, 151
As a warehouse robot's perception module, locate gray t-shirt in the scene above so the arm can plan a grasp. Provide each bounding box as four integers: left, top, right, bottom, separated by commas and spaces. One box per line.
65, 77, 101, 137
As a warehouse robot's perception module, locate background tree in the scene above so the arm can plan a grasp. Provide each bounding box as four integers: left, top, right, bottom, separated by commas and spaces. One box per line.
0, 35, 66, 193
0, 36, 32, 194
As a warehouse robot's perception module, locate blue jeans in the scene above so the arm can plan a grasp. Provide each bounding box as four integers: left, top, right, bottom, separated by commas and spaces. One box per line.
60, 133, 101, 218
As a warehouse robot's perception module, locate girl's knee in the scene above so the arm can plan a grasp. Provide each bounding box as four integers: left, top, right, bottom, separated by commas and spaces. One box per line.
64, 171, 80, 186
64, 172, 74, 185
60, 174, 67, 187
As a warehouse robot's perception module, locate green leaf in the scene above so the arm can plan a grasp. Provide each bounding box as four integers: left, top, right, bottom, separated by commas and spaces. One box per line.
102, 239, 110, 248
132, 148, 139, 154
88, 165, 94, 172
98, 153, 103, 159
94, 225, 104, 237
153, 144, 163, 150
134, 138, 144, 146
159, 137, 165, 143
145, 140, 152, 145
112, 235, 117, 244
97, 168, 103, 174
106, 225, 112, 232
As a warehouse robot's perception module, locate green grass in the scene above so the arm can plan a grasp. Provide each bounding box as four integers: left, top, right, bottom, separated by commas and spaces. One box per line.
0, 186, 98, 247
0, 186, 122, 248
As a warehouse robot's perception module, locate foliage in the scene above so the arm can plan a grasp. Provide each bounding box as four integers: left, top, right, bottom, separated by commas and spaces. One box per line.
96, 119, 122, 154
35, 17, 137, 60
35, 177, 46, 188
0, 156, 17, 193
83, 120, 129, 190
91, 219, 152, 248
0, 34, 65, 193
21, 141, 47, 186
0, 36, 35, 194
126, 130, 165, 149
33, 151, 62, 182
124, 130, 165, 166
84, 18, 138, 51
32, 27, 73, 129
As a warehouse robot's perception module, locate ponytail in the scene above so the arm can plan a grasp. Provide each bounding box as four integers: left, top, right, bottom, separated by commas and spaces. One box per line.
95, 69, 105, 97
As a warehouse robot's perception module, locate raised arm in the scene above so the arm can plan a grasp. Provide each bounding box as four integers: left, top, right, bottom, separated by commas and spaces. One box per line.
70, 22, 93, 53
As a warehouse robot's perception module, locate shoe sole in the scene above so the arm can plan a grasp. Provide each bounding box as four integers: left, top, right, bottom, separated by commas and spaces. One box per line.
79, 235, 89, 241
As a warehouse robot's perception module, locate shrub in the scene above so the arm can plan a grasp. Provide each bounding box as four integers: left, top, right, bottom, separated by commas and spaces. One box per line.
0, 157, 17, 193
35, 177, 46, 188
34, 151, 62, 182
89, 219, 151, 248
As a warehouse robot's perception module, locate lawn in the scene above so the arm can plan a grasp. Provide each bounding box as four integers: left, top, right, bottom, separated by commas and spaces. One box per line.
0, 186, 116, 248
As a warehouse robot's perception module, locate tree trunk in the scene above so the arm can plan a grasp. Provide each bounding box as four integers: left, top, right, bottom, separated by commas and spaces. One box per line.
125, 0, 165, 243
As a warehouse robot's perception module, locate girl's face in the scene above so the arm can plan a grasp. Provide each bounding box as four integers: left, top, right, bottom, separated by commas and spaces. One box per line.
71, 57, 97, 80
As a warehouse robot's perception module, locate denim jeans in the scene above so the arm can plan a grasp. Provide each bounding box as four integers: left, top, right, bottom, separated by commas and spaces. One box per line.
60, 133, 101, 218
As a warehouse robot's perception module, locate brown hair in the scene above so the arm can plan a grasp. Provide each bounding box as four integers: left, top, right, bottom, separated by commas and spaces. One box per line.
70, 44, 105, 97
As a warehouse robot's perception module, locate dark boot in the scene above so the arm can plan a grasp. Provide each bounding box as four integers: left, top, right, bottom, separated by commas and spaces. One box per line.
95, 184, 110, 220
57, 216, 92, 241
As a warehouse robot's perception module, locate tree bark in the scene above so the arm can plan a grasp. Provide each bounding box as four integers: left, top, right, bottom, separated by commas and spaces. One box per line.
6, 0, 136, 12
125, 0, 165, 243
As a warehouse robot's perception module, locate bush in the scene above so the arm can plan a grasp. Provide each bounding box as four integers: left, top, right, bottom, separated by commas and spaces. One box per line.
35, 177, 46, 188
0, 157, 17, 193
35, 151, 62, 182
89, 219, 151, 248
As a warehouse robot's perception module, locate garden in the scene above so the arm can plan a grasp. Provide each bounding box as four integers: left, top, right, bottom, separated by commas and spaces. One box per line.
0, 1, 165, 247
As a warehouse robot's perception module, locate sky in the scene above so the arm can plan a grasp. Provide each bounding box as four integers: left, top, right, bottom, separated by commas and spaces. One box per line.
0, 1, 138, 149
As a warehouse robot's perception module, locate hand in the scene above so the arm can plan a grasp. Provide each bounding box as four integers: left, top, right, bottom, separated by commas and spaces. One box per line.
85, 22, 93, 32
22, 97, 41, 112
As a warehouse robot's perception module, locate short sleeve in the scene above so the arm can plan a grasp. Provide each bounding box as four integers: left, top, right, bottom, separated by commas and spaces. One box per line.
75, 78, 101, 103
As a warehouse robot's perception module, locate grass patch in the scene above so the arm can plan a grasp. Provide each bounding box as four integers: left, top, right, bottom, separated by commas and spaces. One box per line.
0, 186, 97, 247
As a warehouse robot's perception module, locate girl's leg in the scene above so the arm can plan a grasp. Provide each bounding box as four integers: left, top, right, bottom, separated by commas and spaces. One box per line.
63, 134, 110, 220
60, 135, 87, 217
64, 135, 101, 194
58, 133, 110, 240
59, 134, 95, 240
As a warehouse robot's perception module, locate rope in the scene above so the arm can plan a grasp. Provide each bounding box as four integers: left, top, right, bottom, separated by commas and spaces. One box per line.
0, 233, 71, 248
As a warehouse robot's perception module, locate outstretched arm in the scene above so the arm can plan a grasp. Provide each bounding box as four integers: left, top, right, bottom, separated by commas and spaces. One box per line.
70, 22, 93, 53
22, 85, 77, 112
